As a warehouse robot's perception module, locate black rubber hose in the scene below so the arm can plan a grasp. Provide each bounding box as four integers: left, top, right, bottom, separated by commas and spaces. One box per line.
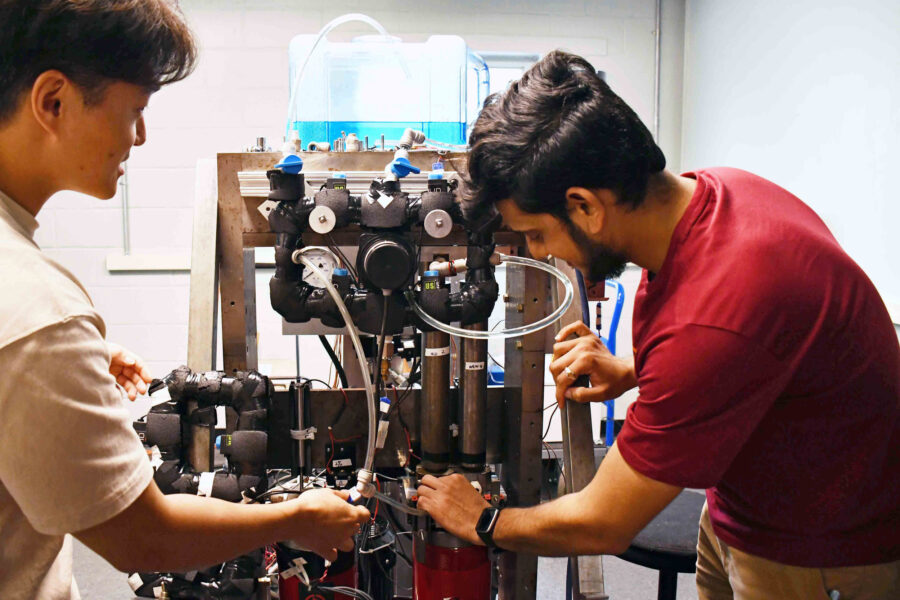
318, 335, 349, 389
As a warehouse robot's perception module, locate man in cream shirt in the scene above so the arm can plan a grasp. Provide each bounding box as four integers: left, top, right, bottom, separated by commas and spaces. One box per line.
0, 2, 370, 598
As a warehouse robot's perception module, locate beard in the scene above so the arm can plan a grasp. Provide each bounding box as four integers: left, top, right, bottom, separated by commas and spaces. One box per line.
563, 218, 628, 283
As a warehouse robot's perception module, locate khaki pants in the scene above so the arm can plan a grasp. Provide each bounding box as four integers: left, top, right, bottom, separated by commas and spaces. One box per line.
696, 504, 899, 600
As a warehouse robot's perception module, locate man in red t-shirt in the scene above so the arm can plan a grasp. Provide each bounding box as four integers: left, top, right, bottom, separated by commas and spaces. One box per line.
417, 50, 899, 598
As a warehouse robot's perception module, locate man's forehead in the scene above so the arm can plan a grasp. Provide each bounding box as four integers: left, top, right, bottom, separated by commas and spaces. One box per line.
496, 198, 544, 230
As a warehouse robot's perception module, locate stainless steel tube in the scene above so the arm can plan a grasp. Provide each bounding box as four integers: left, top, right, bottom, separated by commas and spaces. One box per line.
421, 331, 450, 472
460, 321, 487, 470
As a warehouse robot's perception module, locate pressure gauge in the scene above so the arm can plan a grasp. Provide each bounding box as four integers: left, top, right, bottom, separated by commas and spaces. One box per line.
299, 247, 340, 288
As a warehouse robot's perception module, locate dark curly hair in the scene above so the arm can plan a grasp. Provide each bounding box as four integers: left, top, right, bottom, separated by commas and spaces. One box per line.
462, 50, 665, 222
0, 0, 197, 123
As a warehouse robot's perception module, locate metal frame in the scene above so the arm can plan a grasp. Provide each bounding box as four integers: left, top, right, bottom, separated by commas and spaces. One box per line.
185, 151, 602, 600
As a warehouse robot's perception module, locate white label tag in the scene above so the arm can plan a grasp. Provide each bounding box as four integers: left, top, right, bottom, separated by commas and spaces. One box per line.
149, 445, 163, 469
425, 346, 450, 357
465, 361, 486, 371
332, 458, 353, 468
127, 573, 144, 591
376, 420, 391, 449
380, 400, 391, 414
376, 192, 394, 209
197, 471, 215, 497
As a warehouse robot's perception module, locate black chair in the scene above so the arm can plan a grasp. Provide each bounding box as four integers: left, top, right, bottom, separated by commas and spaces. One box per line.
617, 489, 706, 600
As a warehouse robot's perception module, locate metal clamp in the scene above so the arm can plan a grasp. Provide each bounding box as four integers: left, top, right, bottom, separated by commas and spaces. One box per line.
289, 426, 317, 441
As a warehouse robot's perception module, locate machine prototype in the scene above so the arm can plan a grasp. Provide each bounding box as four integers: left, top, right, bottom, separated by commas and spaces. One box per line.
128, 14, 593, 600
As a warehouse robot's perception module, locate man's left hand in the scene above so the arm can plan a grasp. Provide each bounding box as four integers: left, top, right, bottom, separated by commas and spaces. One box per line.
108, 342, 152, 401
416, 474, 490, 545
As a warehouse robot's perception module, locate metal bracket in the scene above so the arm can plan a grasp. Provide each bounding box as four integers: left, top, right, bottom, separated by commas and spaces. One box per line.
256, 199, 279, 221
290, 426, 318, 441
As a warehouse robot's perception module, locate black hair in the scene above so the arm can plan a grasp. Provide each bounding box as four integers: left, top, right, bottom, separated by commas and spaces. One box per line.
0, 0, 197, 123
462, 50, 665, 221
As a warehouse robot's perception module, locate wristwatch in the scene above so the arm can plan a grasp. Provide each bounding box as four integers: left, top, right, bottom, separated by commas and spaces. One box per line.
475, 506, 502, 548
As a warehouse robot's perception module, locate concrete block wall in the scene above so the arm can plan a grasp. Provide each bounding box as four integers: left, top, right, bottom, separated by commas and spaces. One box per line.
34, 0, 664, 431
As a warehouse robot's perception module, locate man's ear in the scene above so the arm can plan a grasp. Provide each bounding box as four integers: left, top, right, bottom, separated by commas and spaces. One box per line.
30, 70, 70, 137
565, 187, 613, 236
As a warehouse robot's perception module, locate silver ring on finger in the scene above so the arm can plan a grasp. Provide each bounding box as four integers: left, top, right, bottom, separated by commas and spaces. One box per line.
563, 366, 576, 381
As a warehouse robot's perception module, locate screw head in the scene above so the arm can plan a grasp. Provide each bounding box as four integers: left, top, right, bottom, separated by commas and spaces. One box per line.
318, 215, 328, 223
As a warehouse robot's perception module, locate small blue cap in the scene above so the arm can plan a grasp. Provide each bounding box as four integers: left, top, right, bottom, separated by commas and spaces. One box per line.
428, 173, 444, 180
432, 161, 444, 171
333, 268, 349, 277
275, 154, 303, 174
424, 270, 440, 277
390, 156, 421, 178
333, 172, 347, 179
215, 435, 223, 450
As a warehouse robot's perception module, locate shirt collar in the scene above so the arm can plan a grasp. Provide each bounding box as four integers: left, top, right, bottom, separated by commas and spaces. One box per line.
0, 188, 40, 240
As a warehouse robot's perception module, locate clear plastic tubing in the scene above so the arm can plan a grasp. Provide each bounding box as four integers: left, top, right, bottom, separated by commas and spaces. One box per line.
405, 253, 574, 340
294, 249, 377, 494
372, 489, 426, 516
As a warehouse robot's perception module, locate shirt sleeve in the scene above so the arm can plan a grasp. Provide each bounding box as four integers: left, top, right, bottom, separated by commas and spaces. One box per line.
616, 323, 789, 489
0, 316, 153, 535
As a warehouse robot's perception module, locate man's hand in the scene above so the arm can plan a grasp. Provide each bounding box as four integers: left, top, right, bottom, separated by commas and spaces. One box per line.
107, 342, 152, 401
416, 474, 490, 545
286, 489, 370, 561
550, 321, 637, 409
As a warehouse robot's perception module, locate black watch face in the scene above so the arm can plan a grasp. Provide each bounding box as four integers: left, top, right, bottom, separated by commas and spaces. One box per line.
477, 508, 497, 532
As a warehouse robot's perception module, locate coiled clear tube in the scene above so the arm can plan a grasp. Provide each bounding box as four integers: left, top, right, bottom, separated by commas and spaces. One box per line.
405, 253, 573, 340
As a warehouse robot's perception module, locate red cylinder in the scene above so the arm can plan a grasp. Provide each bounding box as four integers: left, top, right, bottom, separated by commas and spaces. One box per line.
413, 541, 491, 600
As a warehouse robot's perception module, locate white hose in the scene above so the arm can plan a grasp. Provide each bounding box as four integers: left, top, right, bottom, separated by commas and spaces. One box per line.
287, 14, 392, 132
294, 248, 377, 498
405, 253, 574, 340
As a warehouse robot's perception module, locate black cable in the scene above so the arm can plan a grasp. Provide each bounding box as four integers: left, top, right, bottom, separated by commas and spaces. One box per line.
301, 377, 333, 389
326, 233, 359, 283
542, 404, 559, 440
319, 335, 349, 388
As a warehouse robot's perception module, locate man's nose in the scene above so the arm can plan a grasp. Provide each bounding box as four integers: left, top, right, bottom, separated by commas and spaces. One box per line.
527, 239, 547, 260
134, 115, 147, 147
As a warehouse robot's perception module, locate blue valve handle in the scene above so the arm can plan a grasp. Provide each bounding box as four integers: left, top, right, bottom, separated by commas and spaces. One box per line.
275, 154, 303, 174
390, 156, 420, 178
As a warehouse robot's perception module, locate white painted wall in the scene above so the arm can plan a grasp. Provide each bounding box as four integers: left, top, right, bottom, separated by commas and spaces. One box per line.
681, 0, 900, 319
31, 1, 674, 436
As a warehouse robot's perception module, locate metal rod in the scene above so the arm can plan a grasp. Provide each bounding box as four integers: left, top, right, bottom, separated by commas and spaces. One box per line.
653, 0, 662, 141
119, 161, 131, 255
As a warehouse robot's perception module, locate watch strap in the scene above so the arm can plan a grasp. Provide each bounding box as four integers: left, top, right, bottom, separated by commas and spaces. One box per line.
476, 506, 501, 548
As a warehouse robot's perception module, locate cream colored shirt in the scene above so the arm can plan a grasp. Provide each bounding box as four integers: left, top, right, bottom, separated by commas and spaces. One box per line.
0, 190, 152, 599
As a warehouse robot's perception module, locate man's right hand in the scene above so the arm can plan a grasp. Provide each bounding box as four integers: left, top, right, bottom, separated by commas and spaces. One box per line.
286, 489, 371, 561
550, 321, 637, 408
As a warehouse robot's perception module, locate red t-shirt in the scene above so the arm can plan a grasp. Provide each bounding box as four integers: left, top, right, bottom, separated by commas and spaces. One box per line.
617, 167, 899, 568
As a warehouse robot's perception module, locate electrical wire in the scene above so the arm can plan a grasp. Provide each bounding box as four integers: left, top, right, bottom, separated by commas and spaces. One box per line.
319, 335, 349, 388
543, 404, 559, 440
301, 377, 332, 389
325, 233, 359, 283
317, 586, 374, 600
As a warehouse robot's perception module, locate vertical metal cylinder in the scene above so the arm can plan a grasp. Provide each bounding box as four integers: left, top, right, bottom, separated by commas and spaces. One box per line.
460, 322, 488, 470
421, 331, 450, 472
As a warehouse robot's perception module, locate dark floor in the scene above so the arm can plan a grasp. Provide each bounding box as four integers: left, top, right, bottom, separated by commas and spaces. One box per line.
74, 538, 699, 600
